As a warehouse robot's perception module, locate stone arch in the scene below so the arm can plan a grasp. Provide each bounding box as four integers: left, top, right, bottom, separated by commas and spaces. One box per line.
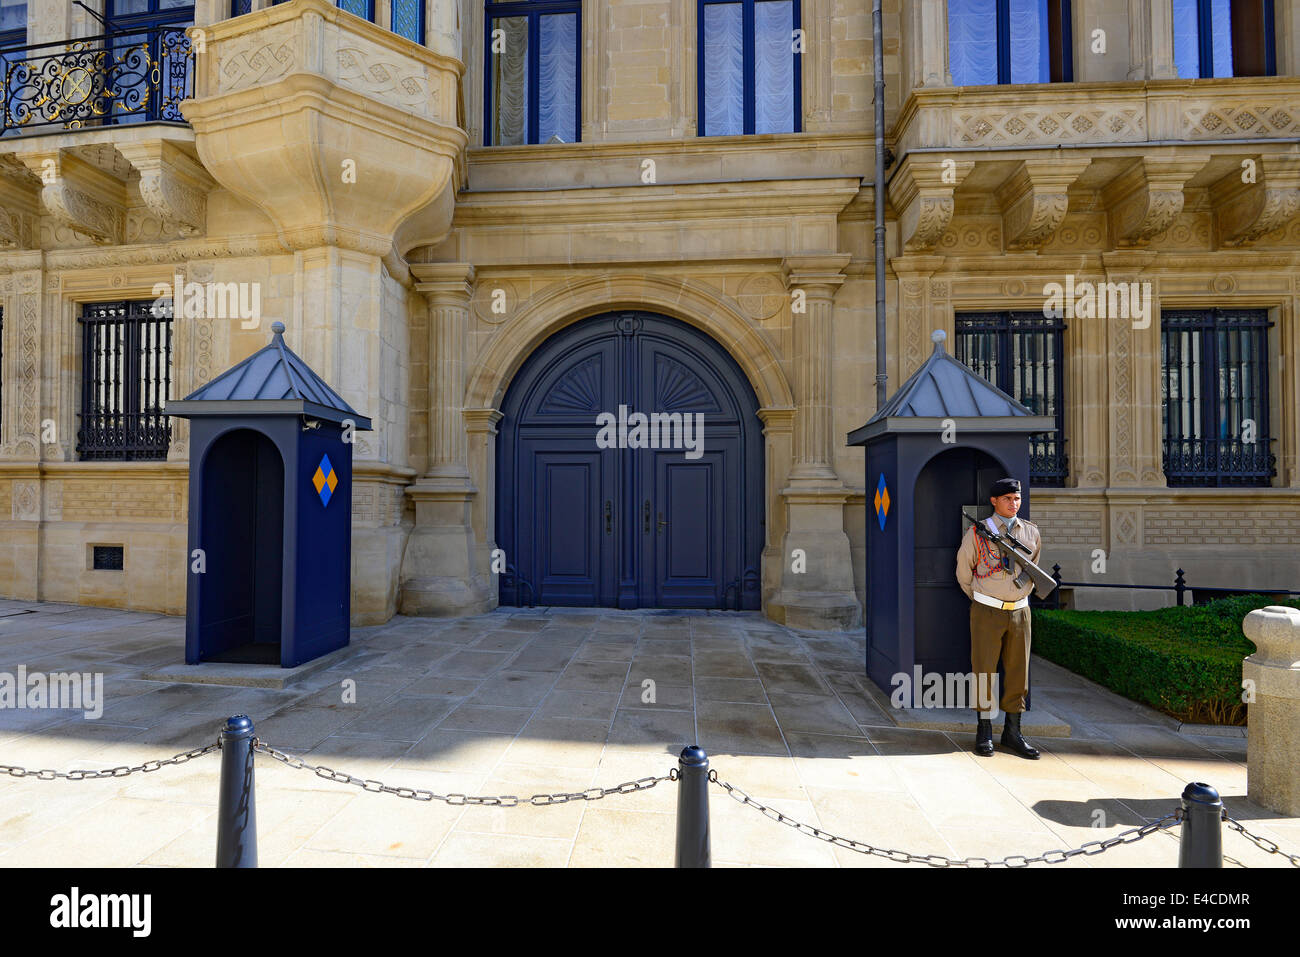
464, 273, 795, 412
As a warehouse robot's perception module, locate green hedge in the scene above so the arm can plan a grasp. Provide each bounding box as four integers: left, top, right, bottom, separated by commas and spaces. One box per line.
1031, 595, 1299, 725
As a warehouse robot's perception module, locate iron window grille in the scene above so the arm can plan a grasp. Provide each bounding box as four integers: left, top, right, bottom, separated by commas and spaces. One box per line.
77, 301, 173, 461
955, 312, 1068, 486
1161, 308, 1275, 487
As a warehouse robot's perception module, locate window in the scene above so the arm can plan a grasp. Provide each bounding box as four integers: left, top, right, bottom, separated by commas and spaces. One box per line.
0, 1, 24, 46
335, 0, 374, 19
956, 312, 1068, 486
699, 0, 800, 136
77, 301, 173, 461
391, 0, 423, 43
1162, 309, 1274, 487
104, 1, 194, 127
485, 0, 580, 145
948, 0, 1072, 85
1173, 0, 1275, 78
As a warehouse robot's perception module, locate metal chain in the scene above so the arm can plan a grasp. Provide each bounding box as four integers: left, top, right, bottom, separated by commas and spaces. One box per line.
709, 771, 1181, 867
0, 741, 221, 781
253, 740, 674, 806
1224, 811, 1300, 867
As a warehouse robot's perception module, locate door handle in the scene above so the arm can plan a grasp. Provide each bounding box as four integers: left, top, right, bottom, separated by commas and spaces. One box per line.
605, 500, 612, 535
643, 499, 651, 533
657, 511, 669, 533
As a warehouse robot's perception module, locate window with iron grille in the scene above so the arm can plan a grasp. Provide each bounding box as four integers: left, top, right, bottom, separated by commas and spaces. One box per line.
955, 312, 1068, 486
1161, 308, 1274, 487
77, 301, 173, 461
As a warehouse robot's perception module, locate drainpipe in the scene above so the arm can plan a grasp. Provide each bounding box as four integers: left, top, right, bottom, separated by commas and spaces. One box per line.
872, 0, 887, 407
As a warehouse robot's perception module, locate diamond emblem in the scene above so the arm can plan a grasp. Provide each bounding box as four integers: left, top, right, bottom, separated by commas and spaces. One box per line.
873, 474, 891, 531
312, 454, 339, 506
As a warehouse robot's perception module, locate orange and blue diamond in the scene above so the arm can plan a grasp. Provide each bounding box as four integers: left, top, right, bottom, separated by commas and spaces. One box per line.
312, 454, 338, 506
873, 473, 890, 530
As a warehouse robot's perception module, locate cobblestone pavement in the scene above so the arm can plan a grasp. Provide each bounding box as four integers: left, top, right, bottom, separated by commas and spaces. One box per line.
0, 600, 1295, 867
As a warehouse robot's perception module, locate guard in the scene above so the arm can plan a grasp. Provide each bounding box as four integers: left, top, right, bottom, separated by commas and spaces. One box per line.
955, 477, 1041, 759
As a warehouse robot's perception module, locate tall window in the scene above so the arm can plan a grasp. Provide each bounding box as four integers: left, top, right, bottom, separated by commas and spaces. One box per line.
1173, 0, 1275, 78
78, 301, 173, 461
948, 0, 1072, 85
699, 0, 800, 136
485, 0, 579, 145
391, 0, 423, 43
335, 0, 374, 19
0, 1, 24, 47
956, 312, 1068, 486
1162, 309, 1274, 487
104, 1, 194, 127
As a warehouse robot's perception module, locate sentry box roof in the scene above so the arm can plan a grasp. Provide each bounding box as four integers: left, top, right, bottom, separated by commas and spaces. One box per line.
848, 330, 1054, 445
165, 322, 372, 430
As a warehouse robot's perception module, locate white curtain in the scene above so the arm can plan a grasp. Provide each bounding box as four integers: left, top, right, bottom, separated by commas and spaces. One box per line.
704, 3, 743, 135
492, 16, 528, 145
754, 1, 794, 133
1210, 0, 1234, 76
1172, 0, 1201, 77
1007, 0, 1049, 83
948, 0, 997, 85
539, 13, 578, 143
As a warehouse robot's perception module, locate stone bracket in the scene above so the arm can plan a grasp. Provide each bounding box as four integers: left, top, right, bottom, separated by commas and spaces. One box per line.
18, 149, 126, 246
1212, 155, 1300, 248
996, 157, 1091, 251
1104, 156, 1208, 248
117, 140, 215, 237
890, 157, 974, 252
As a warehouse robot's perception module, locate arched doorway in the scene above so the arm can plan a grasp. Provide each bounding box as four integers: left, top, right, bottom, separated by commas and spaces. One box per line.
912, 446, 1007, 700
197, 428, 285, 663
497, 312, 763, 609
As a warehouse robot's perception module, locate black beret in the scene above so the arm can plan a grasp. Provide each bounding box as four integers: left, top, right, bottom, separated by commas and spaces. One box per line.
989, 478, 1021, 497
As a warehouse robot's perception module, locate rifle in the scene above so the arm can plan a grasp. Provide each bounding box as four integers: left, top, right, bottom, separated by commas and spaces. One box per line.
967, 518, 1058, 600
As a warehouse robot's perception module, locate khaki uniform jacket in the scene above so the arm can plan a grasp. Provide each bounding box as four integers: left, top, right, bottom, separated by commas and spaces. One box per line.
956, 517, 1042, 603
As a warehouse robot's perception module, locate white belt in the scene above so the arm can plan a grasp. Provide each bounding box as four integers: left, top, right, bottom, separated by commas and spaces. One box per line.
973, 591, 1029, 611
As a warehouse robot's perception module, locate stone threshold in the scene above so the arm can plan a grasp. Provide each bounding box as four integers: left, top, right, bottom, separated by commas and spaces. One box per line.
140, 643, 359, 690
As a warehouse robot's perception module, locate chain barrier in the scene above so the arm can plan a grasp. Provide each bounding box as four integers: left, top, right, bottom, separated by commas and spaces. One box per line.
0, 740, 222, 781
1224, 810, 1300, 867
4, 730, 1299, 869
709, 770, 1184, 867
253, 740, 674, 806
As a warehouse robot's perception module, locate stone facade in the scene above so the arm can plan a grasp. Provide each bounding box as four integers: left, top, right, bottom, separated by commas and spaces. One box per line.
0, 0, 1298, 626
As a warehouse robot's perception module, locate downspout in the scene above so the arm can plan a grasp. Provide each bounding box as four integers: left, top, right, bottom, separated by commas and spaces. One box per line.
872, 0, 887, 407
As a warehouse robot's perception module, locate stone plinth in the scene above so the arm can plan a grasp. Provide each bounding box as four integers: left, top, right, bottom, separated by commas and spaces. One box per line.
1243, 605, 1300, 816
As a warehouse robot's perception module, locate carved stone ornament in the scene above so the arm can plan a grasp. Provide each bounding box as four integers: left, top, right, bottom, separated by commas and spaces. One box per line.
1106, 158, 1207, 248
892, 159, 974, 252
1215, 156, 1300, 248
996, 158, 1090, 252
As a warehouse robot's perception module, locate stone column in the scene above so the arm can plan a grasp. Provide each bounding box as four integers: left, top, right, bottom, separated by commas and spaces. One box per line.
1242, 606, 1300, 815
771, 255, 861, 630
399, 263, 494, 616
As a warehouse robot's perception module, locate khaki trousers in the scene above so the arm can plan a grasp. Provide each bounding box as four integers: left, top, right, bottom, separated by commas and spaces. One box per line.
969, 602, 1031, 717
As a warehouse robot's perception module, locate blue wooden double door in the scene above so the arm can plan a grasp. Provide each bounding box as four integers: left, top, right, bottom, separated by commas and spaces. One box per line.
497, 312, 763, 609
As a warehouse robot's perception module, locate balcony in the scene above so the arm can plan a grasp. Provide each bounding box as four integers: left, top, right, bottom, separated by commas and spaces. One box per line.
0, 25, 195, 136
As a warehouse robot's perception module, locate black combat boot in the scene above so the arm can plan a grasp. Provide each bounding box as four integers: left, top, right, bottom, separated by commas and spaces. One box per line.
1000, 711, 1040, 760
974, 718, 994, 757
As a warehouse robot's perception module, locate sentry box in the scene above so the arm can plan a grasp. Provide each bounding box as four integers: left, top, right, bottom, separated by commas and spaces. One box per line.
847, 331, 1054, 707
166, 322, 372, 668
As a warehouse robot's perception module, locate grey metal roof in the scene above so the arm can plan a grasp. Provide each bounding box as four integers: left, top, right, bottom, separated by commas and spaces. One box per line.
165, 323, 372, 429
847, 330, 1055, 444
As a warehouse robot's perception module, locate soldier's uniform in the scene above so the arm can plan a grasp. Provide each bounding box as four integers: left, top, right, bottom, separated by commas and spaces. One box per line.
955, 514, 1041, 716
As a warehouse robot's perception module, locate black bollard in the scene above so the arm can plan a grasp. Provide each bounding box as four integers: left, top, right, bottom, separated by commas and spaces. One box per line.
1178, 781, 1222, 868
216, 714, 258, 868
674, 745, 711, 868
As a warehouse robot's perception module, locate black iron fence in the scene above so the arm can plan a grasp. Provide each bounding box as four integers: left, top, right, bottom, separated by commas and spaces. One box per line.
0, 25, 193, 134
1039, 565, 1300, 611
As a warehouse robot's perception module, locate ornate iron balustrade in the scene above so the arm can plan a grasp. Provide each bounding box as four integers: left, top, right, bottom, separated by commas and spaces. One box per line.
0, 25, 194, 134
